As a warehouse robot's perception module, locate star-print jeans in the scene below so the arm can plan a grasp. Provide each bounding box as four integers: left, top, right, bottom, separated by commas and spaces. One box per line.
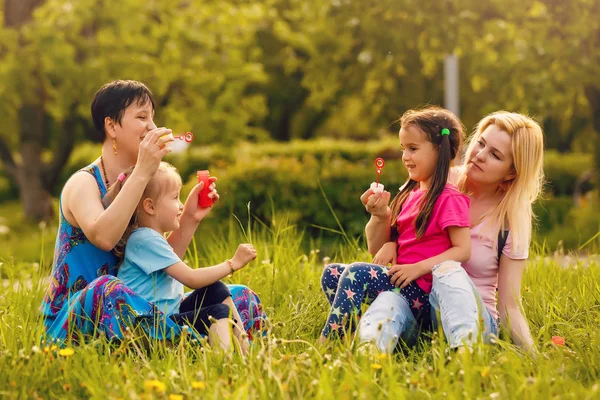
358, 261, 499, 352
320, 262, 431, 338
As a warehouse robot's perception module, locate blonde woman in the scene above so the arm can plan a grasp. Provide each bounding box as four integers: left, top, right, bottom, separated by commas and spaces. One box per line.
359, 111, 544, 354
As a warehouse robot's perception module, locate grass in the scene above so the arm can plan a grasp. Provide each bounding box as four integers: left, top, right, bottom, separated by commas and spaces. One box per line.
0, 209, 599, 399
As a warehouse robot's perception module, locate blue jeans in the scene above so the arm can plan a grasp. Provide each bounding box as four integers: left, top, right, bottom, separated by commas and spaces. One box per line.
358, 261, 498, 352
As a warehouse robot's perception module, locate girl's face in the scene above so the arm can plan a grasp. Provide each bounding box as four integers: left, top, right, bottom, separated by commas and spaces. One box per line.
108, 99, 157, 163
154, 183, 184, 233
399, 125, 438, 188
465, 124, 515, 187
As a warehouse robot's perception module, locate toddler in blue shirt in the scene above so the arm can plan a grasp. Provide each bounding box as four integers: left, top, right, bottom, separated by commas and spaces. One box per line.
104, 162, 257, 353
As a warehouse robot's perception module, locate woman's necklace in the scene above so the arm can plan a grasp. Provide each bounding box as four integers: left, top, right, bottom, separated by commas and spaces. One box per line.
100, 156, 110, 188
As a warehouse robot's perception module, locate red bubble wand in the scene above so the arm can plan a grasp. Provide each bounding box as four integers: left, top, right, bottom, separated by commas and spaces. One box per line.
175, 132, 194, 142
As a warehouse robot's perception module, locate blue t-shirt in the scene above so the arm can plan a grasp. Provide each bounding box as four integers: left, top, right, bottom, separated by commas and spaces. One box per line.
117, 228, 183, 315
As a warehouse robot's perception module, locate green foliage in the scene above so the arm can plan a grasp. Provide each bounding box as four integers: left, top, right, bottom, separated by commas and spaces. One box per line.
541, 194, 600, 251
543, 151, 593, 196
1, 0, 600, 222
5, 140, 593, 250
0, 0, 271, 145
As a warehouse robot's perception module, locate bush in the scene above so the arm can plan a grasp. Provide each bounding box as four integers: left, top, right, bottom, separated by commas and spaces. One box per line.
170, 137, 402, 182
182, 153, 408, 239
541, 193, 600, 251
543, 151, 594, 196
1, 140, 597, 250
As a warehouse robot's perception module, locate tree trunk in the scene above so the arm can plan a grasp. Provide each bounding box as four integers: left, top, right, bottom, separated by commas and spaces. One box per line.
17, 104, 54, 221
4, 0, 45, 28
1, 0, 57, 222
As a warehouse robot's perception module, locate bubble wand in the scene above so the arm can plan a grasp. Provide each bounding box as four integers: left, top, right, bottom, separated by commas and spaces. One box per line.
175, 132, 194, 142
370, 157, 385, 193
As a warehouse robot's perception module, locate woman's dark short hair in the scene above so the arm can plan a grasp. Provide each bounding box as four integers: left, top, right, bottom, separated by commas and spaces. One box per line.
90, 80, 155, 142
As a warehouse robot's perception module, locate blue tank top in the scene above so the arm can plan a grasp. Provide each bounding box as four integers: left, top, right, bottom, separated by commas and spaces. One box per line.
41, 164, 119, 322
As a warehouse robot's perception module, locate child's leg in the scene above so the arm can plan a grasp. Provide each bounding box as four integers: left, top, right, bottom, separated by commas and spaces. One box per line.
209, 318, 233, 352
320, 263, 347, 304
221, 296, 250, 355
170, 304, 232, 350
398, 281, 432, 331
321, 263, 395, 339
180, 281, 231, 313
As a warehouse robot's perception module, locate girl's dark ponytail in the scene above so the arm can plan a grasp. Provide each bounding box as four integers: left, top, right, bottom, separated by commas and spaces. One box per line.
391, 108, 464, 238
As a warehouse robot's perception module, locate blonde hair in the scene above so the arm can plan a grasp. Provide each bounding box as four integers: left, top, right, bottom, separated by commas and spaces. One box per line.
102, 161, 182, 261
458, 111, 545, 254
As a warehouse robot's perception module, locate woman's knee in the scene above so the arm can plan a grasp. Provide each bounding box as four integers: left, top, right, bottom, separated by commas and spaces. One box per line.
88, 275, 123, 289
432, 261, 468, 281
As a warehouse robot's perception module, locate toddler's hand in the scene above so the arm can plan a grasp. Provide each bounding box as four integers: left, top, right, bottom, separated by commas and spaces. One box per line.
231, 244, 257, 271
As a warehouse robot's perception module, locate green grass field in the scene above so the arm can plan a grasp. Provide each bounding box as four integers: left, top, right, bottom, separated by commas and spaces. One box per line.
1, 207, 599, 399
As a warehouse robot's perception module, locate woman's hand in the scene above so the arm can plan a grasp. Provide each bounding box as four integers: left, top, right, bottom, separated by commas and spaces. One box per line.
372, 242, 397, 266
134, 128, 174, 180
387, 263, 429, 288
181, 177, 220, 224
360, 189, 392, 219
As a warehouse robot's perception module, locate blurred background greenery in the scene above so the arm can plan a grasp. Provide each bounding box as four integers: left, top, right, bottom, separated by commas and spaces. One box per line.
0, 0, 598, 264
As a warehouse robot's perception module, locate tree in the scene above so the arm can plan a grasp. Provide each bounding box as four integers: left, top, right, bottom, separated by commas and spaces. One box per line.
0, 0, 270, 221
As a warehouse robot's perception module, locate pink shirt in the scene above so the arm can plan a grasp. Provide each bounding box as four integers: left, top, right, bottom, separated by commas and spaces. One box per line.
463, 220, 528, 320
395, 184, 470, 293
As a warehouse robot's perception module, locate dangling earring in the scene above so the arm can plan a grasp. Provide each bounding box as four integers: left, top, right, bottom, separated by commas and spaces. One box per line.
112, 139, 118, 156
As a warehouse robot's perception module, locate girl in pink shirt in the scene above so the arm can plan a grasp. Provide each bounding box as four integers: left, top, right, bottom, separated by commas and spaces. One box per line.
320, 107, 471, 341
359, 112, 544, 354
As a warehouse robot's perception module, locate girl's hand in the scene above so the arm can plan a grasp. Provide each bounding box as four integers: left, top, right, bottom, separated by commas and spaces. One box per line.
360, 189, 392, 219
135, 128, 174, 180
182, 177, 220, 224
387, 263, 430, 288
231, 244, 257, 271
373, 242, 397, 266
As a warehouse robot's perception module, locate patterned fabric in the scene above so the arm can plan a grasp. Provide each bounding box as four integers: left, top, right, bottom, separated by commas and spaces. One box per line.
40, 164, 266, 344
320, 263, 431, 338
228, 284, 267, 341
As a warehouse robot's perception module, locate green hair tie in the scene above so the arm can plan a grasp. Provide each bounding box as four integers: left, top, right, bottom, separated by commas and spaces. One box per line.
441, 128, 450, 136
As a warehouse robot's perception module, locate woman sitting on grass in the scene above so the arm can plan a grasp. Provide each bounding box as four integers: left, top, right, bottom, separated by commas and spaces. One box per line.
359, 111, 544, 354
40, 80, 265, 344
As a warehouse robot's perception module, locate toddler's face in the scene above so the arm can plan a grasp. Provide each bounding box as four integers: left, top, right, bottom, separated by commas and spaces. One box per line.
155, 185, 184, 233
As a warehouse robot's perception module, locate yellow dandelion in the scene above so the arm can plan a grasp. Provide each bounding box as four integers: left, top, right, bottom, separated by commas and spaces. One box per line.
481, 366, 491, 378
281, 383, 289, 391
371, 363, 383, 370
375, 353, 388, 361
191, 381, 206, 390
58, 348, 75, 357
144, 380, 167, 393
50, 345, 58, 351
169, 395, 184, 400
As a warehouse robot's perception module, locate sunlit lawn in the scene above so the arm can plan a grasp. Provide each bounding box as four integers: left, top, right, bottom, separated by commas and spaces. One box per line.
0, 203, 599, 399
